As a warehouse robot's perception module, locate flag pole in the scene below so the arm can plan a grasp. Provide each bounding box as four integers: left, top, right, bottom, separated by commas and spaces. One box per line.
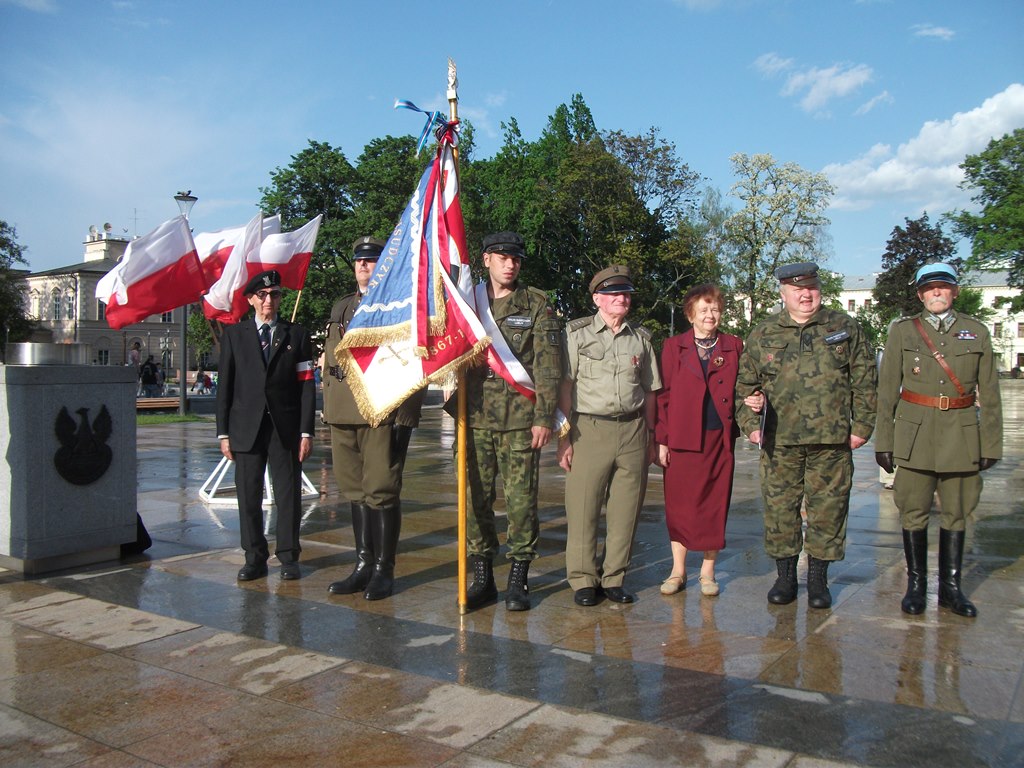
290, 289, 302, 323
448, 59, 468, 614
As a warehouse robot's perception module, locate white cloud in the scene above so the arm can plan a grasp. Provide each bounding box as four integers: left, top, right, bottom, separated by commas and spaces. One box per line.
855, 90, 894, 116
754, 52, 794, 78
912, 23, 955, 41
755, 53, 873, 115
824, 83, 1024, 213
0, 0, 57, 12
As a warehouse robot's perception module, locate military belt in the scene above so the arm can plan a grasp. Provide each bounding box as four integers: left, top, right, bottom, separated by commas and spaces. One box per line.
900, 390, 975, 411
579, 410, 642, 423
328, 365, 343, 380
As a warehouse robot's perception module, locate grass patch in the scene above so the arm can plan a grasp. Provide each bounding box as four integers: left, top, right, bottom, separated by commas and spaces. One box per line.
137, 413, 211, 425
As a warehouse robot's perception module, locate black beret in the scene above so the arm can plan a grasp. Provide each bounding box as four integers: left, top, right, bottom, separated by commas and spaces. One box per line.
243, 270, 281, 296
590, 265, 635, 294
352, 236, 386, 259
482, 231, 526, 258
775, 262, 820, 287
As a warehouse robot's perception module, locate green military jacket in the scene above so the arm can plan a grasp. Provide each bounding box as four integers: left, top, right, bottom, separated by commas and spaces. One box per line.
875, 310, 1002, 472
322, 292, 424, 428
736, 307, 876, 446
465, 284, 562, 432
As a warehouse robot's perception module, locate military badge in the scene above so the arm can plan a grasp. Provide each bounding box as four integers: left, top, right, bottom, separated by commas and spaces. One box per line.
835, 345, 846, 355
955, 330, 977, 340
505, 315, 533, 329
912, 366, 921, 375
824, 330, 851, 345
631, 355, 640, 367
766, 353, 774, 363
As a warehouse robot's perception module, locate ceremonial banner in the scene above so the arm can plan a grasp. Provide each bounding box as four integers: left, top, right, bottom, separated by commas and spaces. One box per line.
96, 215, 204, 330
202, 214, 282, 323
338, 125, 489, 426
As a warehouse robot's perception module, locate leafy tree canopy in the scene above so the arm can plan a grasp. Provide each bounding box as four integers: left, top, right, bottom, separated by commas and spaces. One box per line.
0, 220, 35, 351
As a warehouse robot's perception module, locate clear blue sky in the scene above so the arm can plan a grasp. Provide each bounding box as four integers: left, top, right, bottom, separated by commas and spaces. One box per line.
2, 0, 1022, 278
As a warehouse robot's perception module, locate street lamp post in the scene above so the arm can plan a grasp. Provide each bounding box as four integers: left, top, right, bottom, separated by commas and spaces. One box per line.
174, 191, 198, 415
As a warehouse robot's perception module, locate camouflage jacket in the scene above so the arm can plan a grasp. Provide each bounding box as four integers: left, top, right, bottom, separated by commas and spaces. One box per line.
465, 285, 562, 431
735, 307, 877, 446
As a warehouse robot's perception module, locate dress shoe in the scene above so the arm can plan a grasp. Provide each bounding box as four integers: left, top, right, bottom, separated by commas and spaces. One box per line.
237, 563, 268, 581
602, 586, 635, 604
280, 562, 301, 580
574, 587, 599, 606
660, 574, 685, 595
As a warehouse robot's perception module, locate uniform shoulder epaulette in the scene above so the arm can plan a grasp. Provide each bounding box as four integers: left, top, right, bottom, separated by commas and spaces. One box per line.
567, 316, 592, 332
635, 325, 652, 340
525, 285, 551, 302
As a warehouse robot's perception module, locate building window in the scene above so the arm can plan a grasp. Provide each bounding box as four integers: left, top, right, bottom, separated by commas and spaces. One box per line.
65, 293, 75, 321
994, 322, 1003, 337
847, 299, 856, 311
51, 290, 61, 322
864, 299, 872, 309
161, 311, 174, 323
97, 300, 106, 321
1018, 323, 1024, 339
96, 349, 109, 365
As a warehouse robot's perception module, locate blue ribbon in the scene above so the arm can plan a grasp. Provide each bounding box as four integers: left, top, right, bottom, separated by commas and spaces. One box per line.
394, 99, 448, 154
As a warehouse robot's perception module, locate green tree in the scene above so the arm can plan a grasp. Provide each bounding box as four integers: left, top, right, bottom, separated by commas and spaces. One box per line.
0, 220, 34, 353
948, 128, 1024, 310
872, 213, 959, 329
722, 153, 835, 334
258, 140, 357, 336
186, 304, 214, 362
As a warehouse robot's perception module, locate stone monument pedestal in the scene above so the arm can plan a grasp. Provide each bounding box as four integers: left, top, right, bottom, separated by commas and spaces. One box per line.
0, 362, 137, 574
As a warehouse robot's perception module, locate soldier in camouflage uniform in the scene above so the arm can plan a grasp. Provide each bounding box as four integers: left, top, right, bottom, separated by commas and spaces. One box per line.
462, 231, 562, 612
735, 262, 876, 609
324, 237, 425, 601
875, 262, 1002, 618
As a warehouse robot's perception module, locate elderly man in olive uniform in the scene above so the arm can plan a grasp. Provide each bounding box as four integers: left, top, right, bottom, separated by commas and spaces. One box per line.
558, 265, 661, 607
875, 262, 1002, 618
461, 231, 562, 612
324, 236, 425, 601
735, 262, 876, 609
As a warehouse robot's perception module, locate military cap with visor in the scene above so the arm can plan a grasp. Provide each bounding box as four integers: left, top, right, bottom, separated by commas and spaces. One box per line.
481, 231, 526, 258
352, 236, 386, 260
914, 262, 959, 288
589, 264, 635, 294
243, 270, 282, 296
775, 262, 821, 287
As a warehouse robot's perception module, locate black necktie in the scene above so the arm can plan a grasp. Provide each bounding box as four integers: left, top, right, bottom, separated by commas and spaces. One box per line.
260, 324, 271, 363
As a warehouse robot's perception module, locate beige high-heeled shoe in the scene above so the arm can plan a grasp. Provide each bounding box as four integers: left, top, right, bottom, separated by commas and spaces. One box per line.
660, 574, 686, 595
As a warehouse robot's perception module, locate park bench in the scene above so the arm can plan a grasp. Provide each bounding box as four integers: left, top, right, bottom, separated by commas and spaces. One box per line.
136, 397, 180, 411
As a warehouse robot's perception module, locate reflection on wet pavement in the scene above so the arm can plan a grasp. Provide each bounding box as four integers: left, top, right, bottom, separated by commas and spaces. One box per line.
2, 382, 1024, 766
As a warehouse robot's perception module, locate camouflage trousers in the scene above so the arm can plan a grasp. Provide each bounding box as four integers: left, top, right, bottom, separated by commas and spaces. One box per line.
893, 466, 982, 532
760, 443, 852, 561
465, 427, 541, 560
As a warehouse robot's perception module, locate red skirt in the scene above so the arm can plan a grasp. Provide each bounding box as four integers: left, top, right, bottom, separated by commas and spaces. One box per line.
663, 428, 734, 551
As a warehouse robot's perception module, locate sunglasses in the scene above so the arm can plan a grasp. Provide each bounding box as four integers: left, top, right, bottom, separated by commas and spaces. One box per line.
255, 290, 282, 301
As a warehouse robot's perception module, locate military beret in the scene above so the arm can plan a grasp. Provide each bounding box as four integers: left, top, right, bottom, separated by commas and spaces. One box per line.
352, 236, 386, 259
775, 262, 820, 287
482, 231, 526, 258
914, 262, 958, 287
243, 270, 281, 295
590, 265, 635, 294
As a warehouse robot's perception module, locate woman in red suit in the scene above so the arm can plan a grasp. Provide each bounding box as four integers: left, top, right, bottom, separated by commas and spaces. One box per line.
655, 284, 743, 597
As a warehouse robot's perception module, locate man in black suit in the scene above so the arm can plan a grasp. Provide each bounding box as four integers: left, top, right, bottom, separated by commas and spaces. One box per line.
216, 270, 316, 581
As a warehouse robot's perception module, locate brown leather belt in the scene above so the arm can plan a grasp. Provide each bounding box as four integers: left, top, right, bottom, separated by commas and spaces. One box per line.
579, 410, 642, 423
900, 389, 975, 410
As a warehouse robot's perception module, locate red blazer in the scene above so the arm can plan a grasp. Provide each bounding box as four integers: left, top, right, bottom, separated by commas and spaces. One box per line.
655, 329, 742, 451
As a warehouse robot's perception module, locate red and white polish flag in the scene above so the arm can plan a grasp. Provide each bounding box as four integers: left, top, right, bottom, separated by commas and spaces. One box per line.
202, 214, 281, 324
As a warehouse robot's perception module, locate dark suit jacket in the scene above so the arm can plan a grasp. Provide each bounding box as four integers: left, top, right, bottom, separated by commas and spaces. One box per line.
216, 316, 316, 452
655, 329, 742, 451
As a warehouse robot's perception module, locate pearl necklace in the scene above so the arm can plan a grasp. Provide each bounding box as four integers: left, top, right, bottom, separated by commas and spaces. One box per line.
694, 335, 719, 350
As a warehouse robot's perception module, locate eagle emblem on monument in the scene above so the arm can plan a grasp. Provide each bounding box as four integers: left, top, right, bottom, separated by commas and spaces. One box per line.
54, 405, 113, 485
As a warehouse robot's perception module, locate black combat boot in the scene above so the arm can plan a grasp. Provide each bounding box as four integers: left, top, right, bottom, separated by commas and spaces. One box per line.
505, 559, 531, 611
364, 503, 401, 601
767, 555, 799, 605
328, 503, 373, 595
806, 556, 832, 609
900, 528, 928, 615
465, 555, 498, 610
938, 528, 977, 618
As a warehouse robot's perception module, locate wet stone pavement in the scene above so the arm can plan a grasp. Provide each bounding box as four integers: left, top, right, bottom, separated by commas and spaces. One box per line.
2, 383, 1024, 767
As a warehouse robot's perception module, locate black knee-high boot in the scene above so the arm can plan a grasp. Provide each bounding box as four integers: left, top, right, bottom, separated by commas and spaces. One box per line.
364, 503, 401, 601
328, 503, 373, 595
901, 528, 927, 615
938, 528, 977, 618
